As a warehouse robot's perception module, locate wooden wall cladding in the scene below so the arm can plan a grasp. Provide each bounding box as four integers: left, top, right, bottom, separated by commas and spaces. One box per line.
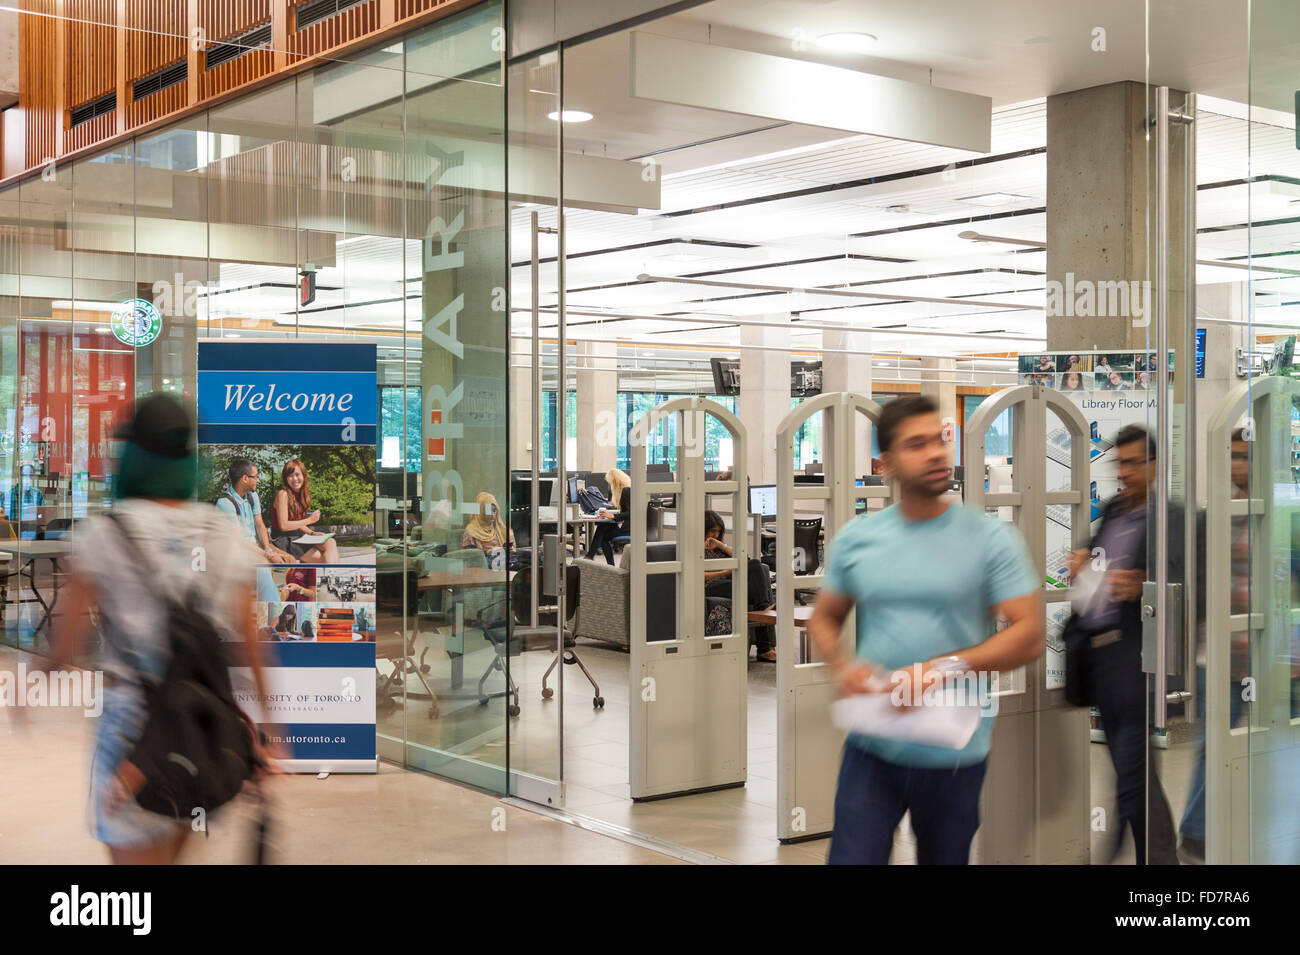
396, 0, 449, 20
19, 0, 59, 166
126, 0, 189, 128
14, 0, 473, 175
197, 0, 275, 101
286, 0, 381, 60
66, 1, 116, 108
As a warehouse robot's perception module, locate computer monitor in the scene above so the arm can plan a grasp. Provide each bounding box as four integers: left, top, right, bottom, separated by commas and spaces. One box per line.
377, 470, 406, 500
863, 475, 885, 486
748, 484, 777, 517
793, 474, 824, 485
805, 462, 823, 475
567, 477, 580, 504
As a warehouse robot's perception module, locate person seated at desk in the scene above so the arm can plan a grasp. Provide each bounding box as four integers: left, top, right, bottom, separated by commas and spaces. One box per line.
585, 468, 631, 564
703, 509, 777, 661
7, 464, 51, 533
461, 491, 515, 558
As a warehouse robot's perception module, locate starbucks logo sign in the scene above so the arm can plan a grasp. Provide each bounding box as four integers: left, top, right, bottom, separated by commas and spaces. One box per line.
110, 298, 162, 347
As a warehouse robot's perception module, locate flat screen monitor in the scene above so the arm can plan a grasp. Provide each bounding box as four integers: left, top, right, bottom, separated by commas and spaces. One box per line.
748, 484, 777, 517
863, 475, 885, 486
377, 470, 406, 500
568, 477, 580, 503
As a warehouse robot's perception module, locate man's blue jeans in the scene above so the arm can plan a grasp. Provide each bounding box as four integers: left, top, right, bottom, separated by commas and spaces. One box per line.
828, 744, 987, 865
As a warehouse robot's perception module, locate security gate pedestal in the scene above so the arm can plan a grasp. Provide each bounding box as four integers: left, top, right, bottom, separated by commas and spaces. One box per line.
965, 384, 1092, 864
629, 397, 748, 799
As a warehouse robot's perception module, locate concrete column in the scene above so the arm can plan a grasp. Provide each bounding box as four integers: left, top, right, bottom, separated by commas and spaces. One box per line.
509, 336, 533, 471
1046, 81, 1189, 353
576, 339, 617, 473
821, 328, 873, 478
1194, 283, 1248, 507
739, 314, 790, 485
920, 357, 958, 465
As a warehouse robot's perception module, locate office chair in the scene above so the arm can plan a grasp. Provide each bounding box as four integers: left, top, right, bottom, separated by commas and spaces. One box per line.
792, 517, 822, 605
611, 501, 663, 553
534, 562, 603, 709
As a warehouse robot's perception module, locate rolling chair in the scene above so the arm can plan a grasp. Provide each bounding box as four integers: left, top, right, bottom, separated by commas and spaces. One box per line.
535, 534, 603, 708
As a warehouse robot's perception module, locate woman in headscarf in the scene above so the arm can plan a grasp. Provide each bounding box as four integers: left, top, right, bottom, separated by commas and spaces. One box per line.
460, 490, 514, 554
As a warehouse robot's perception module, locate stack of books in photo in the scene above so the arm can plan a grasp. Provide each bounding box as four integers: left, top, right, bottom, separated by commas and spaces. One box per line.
317, 607, 356, 642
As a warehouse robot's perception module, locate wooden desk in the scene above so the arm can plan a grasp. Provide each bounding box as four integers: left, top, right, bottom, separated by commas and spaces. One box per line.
746, 605, 815, 663
417, 566, 510, 688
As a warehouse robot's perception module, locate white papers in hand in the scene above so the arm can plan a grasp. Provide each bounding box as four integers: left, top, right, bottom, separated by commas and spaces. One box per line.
829, 692, 981, 750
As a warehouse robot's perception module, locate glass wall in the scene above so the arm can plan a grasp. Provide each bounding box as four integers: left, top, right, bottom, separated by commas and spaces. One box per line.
0, 2, 512, 793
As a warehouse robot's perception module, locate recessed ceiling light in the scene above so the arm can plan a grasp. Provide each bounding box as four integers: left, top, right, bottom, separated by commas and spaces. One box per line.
818, 32, 877, 53
547, 109, 593, 123
94, 326, 109, 333
956, 192, 1031, 207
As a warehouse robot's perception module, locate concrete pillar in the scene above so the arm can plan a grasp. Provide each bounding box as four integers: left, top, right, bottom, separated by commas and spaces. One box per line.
509, 335, 533, 471
1194, 283, 1248, 507
1046, 82, 1190, 354
739, 314, 790, 485
576, 339, 617, 473
920, 357, 958, 466
821, 328, 873, 478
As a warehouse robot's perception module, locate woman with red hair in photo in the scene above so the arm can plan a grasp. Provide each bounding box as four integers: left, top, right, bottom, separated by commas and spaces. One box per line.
271, 458, 340, 564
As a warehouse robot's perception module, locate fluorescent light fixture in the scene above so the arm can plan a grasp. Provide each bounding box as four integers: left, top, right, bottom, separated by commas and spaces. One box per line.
224, 332, 241, 338
547, 109, 593, 123
956, 192, 1031, 207
94, 326, 110, 333
817, 32, 877, 53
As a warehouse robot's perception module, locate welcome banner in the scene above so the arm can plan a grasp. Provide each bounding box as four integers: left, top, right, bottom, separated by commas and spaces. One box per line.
198, 341, 378, 773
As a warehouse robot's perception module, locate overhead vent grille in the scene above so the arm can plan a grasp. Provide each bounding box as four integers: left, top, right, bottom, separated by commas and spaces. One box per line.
132, 60, 188, 101
70, 92, 116, 127
295, 0, 367, 32
205, 22, 272, 71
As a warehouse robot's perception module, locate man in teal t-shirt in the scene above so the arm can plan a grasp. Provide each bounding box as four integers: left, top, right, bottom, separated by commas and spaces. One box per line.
808, 394, 1042, 865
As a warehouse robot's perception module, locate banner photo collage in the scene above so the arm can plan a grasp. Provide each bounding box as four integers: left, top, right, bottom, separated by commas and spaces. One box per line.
1014, 350, 1170, 689
197, 341, 378, 772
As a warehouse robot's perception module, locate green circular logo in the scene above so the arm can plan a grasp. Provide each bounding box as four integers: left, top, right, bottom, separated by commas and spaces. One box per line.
110, 298, 162, 347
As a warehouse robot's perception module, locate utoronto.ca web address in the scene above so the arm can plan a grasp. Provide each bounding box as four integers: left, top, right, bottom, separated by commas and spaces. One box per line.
268, 734, 347, 744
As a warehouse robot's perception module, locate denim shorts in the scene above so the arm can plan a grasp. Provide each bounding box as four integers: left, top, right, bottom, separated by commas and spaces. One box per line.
90, 685, 184, 849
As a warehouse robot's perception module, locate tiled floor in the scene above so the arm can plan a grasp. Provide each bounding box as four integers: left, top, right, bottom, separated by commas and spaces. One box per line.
0, 645, 677, 865
3, 597, 1202, 865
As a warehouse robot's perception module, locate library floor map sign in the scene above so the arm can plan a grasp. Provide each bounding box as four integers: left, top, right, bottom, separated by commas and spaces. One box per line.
198, 341, 378, 772
1016, 350, 1170, 690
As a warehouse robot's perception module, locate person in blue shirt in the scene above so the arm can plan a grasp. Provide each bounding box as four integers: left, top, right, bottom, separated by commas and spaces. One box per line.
215, 458, 294, 565
215, 458, 290, 604
807, 394, 1043, 865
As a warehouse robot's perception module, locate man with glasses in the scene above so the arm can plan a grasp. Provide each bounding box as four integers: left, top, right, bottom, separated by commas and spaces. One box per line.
216, 458, 294, 564
809, 394, 1043, 864
1066, 424, 1178, 864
